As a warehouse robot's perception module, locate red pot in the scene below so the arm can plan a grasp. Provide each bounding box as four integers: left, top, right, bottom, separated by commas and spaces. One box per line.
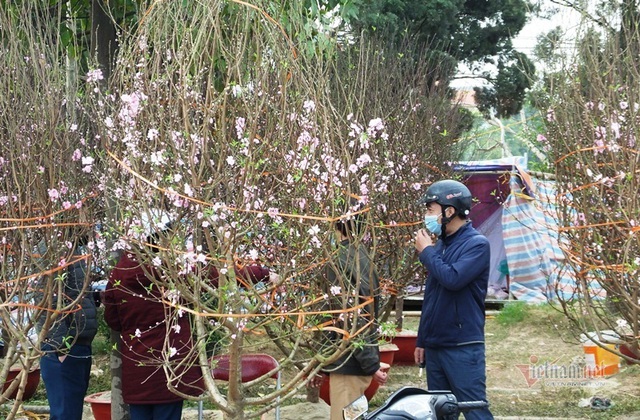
2, 366, 40, 400
319, 362, 390, 405
379, 344, 399, 366
620, 343, 640, 363
84, 391, 111, 420
389, 330, 418, 366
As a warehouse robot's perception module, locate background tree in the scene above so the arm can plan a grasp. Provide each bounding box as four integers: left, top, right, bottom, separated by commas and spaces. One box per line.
1, 1, 476, 419
539, 2, 640, 363
0, 2, 103, 417
83, 1, 471, 418
338, 0, 538, 119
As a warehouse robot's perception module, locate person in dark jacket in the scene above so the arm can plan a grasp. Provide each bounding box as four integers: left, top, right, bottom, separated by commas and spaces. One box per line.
103, 248, 205, 420
413, 179, 494, 420
37, 241, 98, 420
322, 204, 387, 420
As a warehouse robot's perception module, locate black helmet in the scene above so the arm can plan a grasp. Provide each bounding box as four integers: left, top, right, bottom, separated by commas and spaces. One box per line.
418, 179, 472, 217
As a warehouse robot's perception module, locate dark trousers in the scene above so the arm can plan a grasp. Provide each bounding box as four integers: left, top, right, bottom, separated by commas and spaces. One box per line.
425, 343, 494, 420
40, 344, 92, 420
129, 400, 184, 420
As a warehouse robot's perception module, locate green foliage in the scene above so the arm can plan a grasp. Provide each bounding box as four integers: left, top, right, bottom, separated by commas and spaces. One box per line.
459, 103, 551, 171
344, 0, 536, 117
495, 301, 531, 326
87, 360, 112, 394
475, 51, 536, 119
96, 307, 110, 340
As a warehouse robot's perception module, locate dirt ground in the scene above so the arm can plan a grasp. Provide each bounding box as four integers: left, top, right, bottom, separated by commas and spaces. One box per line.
15, 305, 640, 419
180, 307, 640, 419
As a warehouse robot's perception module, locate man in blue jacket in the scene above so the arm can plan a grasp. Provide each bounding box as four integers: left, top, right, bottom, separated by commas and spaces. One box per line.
413, 179, 493, 419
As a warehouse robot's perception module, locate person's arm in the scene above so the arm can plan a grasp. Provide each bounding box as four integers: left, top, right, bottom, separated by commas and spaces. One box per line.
103, 272, 122, 332
49, 260, 87, 352
239, 265, 270, 284
353, 341, 381, 376
418, 237, 490, 291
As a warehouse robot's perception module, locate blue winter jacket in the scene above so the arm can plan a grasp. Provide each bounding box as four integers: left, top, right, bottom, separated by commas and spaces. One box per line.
416, 222, 490, 348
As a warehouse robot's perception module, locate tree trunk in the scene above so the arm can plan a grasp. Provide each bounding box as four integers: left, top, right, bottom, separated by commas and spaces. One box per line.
306, 386, 319, 403
110, 331, 130, 420
90, 0, 117, 80
395, 294, 404, 330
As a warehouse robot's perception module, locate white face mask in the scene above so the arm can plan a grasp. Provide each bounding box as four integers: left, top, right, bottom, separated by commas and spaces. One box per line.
423, 214, 442, 235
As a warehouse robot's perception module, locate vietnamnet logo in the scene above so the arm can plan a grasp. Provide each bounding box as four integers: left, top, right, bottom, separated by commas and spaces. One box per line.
516, 355, 609, 387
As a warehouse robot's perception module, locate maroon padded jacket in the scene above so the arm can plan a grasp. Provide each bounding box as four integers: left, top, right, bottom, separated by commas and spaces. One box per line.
103, 252, 204, 405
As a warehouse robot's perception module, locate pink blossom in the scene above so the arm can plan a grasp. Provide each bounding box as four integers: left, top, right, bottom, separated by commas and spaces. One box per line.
48, 188, 59, 201
86, 69, 104, 83
147, 128, 159, 140
63, 201, 72, 209
235, 117, 245, 140
303, 100, 315, 113
610, 122, 621, 139
356, 153, 372, 167
594, 139, 605, 154
546, 109, 555, 122
75, 201, 82, 209
627, 135, 636, 147
72, 149, 82, 161
367, 118, 384, 136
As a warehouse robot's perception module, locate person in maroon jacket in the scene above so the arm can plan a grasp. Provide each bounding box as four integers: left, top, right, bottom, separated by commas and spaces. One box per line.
104, 239, 274, 420
103, 249, 204, 420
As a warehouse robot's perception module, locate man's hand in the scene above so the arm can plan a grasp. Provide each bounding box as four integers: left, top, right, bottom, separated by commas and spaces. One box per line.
414, 347, 425, 366
307, 373, 326, 388
414, 229, 434, 253
372, 368, 388, 385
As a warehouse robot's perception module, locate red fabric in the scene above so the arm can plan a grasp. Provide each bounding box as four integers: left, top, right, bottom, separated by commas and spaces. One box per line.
103, 252, 204, 405
206, 264, 270, 288
463, 172, 511, 228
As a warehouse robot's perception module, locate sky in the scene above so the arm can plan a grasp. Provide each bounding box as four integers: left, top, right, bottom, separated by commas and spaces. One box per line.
451, 3, 582, 89
512, 3, 582, 57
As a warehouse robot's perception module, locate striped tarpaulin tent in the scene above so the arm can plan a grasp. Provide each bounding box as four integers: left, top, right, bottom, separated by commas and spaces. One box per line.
501, 174, 604, 302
